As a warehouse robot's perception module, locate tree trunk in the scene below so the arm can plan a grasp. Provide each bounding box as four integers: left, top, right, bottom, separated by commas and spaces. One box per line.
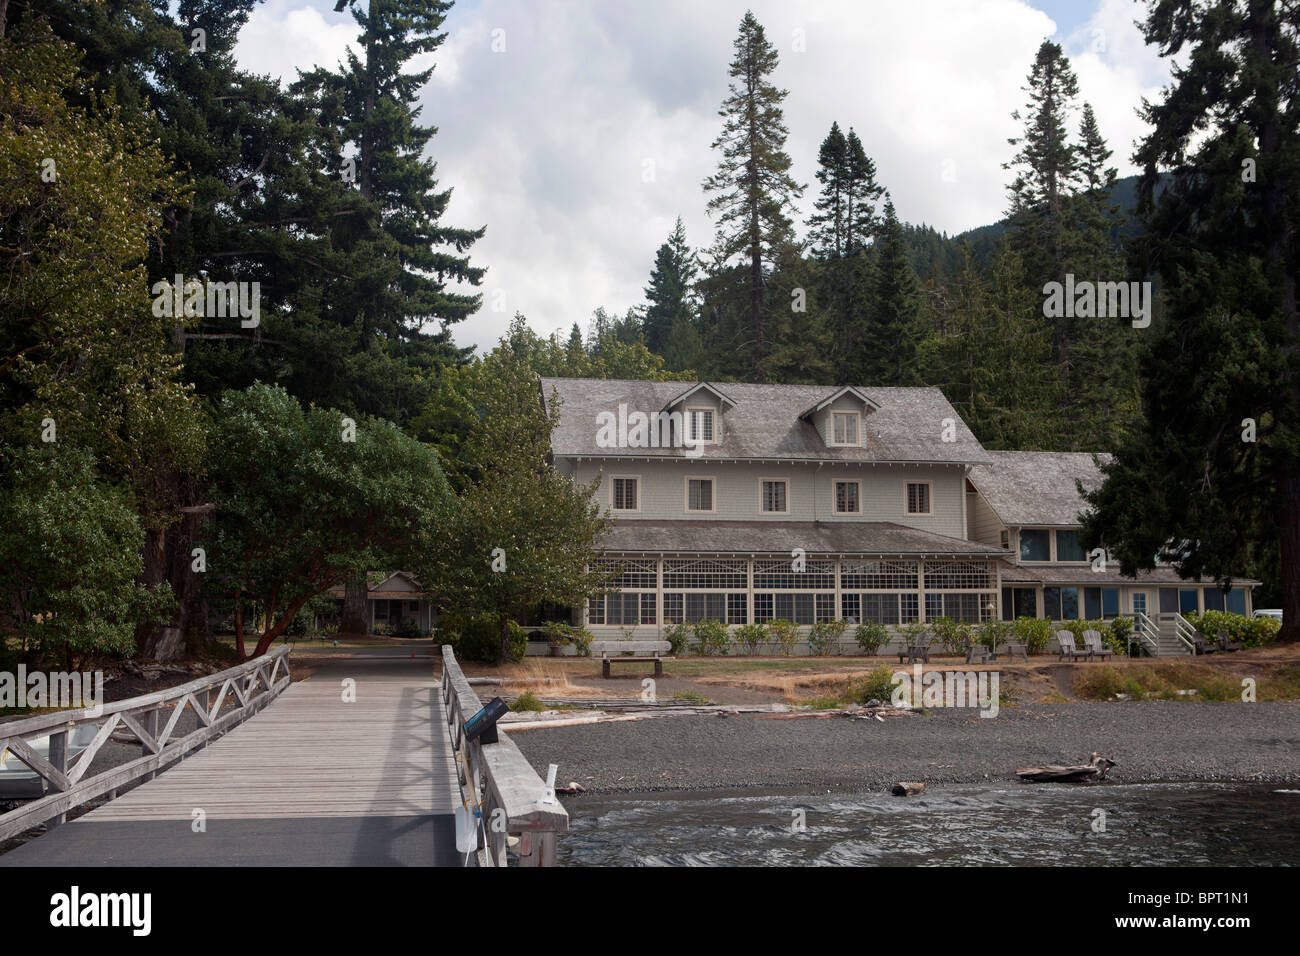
234, 591, 247, 662
133, 526, 170, 660
1279, 471, 1300, 644
339, 575, 370, 636
498, 615, 511, 666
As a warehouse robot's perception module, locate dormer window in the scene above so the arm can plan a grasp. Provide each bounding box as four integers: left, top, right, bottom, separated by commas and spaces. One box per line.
686, 408, 715, 444
831, 412, 859, 446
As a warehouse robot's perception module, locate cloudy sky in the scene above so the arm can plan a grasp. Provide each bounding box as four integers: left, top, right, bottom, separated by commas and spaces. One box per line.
234, 0, 1174, 355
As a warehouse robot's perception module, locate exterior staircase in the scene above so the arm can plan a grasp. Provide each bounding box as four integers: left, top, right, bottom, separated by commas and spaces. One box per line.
1134, 611, 1195, 656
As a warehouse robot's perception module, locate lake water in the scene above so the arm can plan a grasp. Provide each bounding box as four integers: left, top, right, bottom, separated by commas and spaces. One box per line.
556, 783, 1300, 866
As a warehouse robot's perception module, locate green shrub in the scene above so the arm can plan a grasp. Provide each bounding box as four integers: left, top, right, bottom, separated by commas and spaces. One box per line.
929, 616, 970, 655
1012, 616, 1053, 654
692, 618, 731, 656
808, 618, 847, 656
854, 620, 889, 655
511, 691, 544, 712
438, 612, 525, 663
1186, 610, 1279, 648
389, 617, 425, 639
853, 664, 899, 704
540, 621, 593, 656
734, 623, 767, 655
663, 622, 691, 655
1106, 616, 1133, 655
766, 618, 798, 655
976, 619, 1012, 650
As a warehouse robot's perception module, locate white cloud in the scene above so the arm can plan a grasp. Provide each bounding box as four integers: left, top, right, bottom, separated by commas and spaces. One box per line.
234, 1, 357, 82
234, 0, 1172, 355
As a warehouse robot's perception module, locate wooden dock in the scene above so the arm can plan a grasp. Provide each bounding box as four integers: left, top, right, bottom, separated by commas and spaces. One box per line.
2, 654, 462, 866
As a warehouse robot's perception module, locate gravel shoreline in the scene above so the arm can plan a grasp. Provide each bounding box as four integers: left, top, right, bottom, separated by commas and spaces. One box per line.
510, 700, 1300, 794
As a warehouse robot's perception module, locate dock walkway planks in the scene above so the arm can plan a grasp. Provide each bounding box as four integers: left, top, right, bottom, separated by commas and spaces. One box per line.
1, 651, 462, 866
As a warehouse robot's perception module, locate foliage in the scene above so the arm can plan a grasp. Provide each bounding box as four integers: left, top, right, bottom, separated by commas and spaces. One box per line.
897, 621, 930, 646
734, 623, 767, 655
1081, 0, 1300, 643
439, 612, 526, 664
1184, 611, 1280, 649
541, 621, 593, 656
0, 446, 172, 668
853, 620, 889, 655
201, 384, 450, 659
808, 618, 848, 656
1012, 616, 1054, 655
766, 618, 799, 655
511, 691, 544, 713
929, 617, 971, 655
853, 665, 899, 705
663, 622, 692, 656
976, 619, 1013, 650
413, 338, 611, 662
700, 11, 804, 380
692, 619, 731, 656
1106, 616, 1134, 655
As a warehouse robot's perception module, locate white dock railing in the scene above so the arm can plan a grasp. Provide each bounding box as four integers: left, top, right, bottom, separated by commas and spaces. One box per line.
440, 645, 568, 866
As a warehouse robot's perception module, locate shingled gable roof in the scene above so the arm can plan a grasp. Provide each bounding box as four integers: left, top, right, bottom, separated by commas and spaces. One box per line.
540, 377, 992, 464
797, 384, 879, 419
662, 381, 736, 410
968, 450, 1110, 527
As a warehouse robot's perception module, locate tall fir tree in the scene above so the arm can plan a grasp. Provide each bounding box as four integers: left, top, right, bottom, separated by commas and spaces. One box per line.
854, 200, 921, 386
296, 0, 484, 635
1081, 0, 1300, 640
1004, 39, 1081, 291
809, 123, 884, 382
642, 216, 700, 365
701, 10, 804, 381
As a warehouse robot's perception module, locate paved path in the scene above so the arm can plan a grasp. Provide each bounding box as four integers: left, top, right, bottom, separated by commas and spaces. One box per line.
2, 653, 461, 866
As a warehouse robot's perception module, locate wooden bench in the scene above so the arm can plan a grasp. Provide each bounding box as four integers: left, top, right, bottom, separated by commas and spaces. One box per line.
965, 640, 992, 664
600, 653, 674, 678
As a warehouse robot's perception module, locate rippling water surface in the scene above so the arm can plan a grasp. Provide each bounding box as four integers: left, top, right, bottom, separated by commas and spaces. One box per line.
557, 783, 1300, 866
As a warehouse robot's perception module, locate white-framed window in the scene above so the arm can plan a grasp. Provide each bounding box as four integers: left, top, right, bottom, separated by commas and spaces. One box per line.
611, 475, 640, 512
830, 411, 860, 446
685, 476, 716, 513
905, 481, 932, 515
686, 407, 716, 444
834, 479, 861, 514
760, 478, 789, 514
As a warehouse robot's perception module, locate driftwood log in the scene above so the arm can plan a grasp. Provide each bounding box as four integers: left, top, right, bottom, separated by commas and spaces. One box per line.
1016, 752, 1116, 783
892, 781, 925, 796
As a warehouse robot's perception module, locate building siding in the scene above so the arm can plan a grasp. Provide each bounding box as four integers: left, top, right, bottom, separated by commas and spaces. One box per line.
570, 458, 967, 539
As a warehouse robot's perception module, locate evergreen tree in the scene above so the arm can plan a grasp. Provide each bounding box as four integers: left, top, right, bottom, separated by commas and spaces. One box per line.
854, 200, 921, 386
297, 0, 484, 635
643, 217, 699, 360
1082, 0, 1300, 641
1067, 102, 1140, 451
1004, 40, 1081, 291
809, 123, 884, 382
701, 10, 804, 381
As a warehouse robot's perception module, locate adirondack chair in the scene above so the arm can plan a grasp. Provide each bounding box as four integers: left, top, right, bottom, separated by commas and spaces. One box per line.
998, 639, 1029, 661
1191, 631, 1218, 655
1056, 630, 1091, 662
1216, 629, 1243, 652
964, 636, 992, 664
1082, 630, 1113, 660
899, 633, 931, 664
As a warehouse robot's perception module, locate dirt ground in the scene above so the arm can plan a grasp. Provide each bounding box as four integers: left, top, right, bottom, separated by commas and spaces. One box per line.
457, 643, 1300, 706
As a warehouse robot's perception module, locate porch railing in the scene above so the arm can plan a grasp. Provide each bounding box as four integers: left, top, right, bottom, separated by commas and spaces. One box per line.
1131, 611, 1160, 656
1169, 612, 1198, 654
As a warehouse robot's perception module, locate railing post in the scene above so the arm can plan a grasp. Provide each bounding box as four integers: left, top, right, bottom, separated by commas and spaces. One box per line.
143, 707, 160, 780
47, 724, 69, 828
